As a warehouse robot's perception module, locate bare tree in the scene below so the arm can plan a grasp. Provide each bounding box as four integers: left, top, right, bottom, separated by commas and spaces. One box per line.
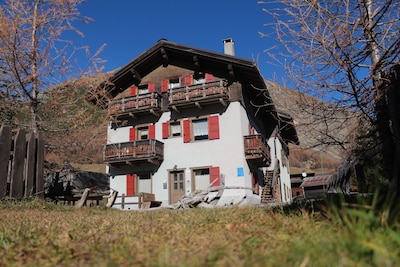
259, 0, 400, 191
0, 0, 103, 133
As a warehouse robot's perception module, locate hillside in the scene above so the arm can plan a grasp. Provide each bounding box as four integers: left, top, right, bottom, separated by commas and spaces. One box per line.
40, 78, 351, 175
266, 80, 356, 173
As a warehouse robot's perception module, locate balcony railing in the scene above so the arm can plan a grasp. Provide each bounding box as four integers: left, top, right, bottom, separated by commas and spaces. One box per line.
108, 92, 161, 118
244, 135, 271, 167
168, 80, 229, 110
103, 139, 164, 165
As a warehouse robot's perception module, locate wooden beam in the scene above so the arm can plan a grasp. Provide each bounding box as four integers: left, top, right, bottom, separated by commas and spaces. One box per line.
128, 112, 137, 119
227, 64, 235, 85
150, 109, 159, 116
130, 68, 142, 84
193, 55, 200, 70
171, 105, 180, 113
195, 101, 203, 109
219, 98, 228, 107
147, 158, 161, 165
75, 188, 91, 208
160, 48, 169, 67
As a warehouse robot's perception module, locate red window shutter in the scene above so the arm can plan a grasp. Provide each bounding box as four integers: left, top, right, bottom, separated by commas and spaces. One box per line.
148, 82, 155, 92
205, 73, 213, 82
208, 115, 220, 140
148, 124, 155, 139
129, 127, 136, 141
210, 167, 220, 186
162, 122, 169, 139
126, 174, 135, 196
183, 119, 191, 143
161, 79, 169, 92
130, 85, 137, 96
184, 75, 192, 86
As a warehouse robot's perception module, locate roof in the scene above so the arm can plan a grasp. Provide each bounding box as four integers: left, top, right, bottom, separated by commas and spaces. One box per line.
300, 174, 333, 188
277, 111, 299, 145
86, 39, 298, 143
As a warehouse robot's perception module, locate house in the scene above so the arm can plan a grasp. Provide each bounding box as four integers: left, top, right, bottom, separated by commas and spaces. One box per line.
300, 173, 333, 200
290, 173, 306, 200
86, 39, 298, 209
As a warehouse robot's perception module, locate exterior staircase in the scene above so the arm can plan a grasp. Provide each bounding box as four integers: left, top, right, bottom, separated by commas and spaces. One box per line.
261, 170, 274, 203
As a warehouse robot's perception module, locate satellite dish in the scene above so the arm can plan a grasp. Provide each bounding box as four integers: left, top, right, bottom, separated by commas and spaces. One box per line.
302, 172, 307, 178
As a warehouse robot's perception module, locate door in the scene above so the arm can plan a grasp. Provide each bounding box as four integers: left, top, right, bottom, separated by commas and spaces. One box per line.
169, 170, 185, 204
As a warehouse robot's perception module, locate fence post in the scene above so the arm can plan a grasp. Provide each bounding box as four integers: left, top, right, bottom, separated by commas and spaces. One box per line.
10, 129, 26, 199
25, 132, 35, 197
35, 132, 44, 199
0, 125, 12, 198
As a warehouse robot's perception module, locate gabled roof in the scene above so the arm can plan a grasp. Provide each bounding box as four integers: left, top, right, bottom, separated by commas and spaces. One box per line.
88, 39, 269, 102
86, 39, 299, 144
300, 174, 333, 188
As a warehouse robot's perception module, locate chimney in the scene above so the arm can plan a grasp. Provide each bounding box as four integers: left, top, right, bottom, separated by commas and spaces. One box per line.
223, 38, 235, 56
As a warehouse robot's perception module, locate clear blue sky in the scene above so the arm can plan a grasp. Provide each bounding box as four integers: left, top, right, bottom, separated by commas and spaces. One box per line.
76, 0, 283, 82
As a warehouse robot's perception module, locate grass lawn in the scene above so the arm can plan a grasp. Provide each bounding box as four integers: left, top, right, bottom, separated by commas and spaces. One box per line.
0, 199, 399, 267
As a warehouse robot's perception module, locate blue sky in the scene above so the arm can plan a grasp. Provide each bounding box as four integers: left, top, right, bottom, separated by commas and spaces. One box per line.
76, 0, 283, 82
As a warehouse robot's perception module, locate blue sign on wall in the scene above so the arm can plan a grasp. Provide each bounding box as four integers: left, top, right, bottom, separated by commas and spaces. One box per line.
237, 167, 244, 177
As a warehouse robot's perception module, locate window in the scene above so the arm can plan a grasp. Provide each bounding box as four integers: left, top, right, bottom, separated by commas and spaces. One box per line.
127, 173, 152, 196
182, 115, 220, 143
168, 78, 181, 89
138, 84, 149, 95
170, 122, 181, 137
194, 75, 205, 84
193, 119, 208, 140
194, 168, 210, 191
134, 124, 155, 140
138, 173, 152, 193
173, 171, 184, 190
162, 121, 181, 138
137, 127, 148, 140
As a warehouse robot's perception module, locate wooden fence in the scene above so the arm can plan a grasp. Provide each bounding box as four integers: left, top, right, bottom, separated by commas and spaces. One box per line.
0, 125, 44, 199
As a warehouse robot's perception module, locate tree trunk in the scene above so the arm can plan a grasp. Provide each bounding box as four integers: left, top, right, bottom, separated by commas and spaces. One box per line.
30, 0, 40, 133
387, 65, 400, 194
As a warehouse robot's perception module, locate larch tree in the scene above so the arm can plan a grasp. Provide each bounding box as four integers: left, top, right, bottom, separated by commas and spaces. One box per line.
0, 0, 103, 133
259, 0, 400, 192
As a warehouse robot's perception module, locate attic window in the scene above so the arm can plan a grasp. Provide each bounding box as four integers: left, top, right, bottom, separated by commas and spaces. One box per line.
138, 84, 149, 95
168, 78, 181, 89
194, 75, 205, 84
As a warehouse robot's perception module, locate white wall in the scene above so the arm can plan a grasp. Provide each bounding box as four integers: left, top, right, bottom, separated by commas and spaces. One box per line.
268, 135, 292, 204
107, 101, 256, 206
152, 102, 253, 204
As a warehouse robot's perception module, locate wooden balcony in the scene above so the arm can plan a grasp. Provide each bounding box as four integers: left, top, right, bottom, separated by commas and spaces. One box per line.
244, 135, 271, 167
108, 92, 161, 119
168, 80, 229, 111
103, 139, 164, 166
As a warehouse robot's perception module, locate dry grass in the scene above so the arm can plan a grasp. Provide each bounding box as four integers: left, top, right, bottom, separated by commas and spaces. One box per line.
0, 199, 399, 266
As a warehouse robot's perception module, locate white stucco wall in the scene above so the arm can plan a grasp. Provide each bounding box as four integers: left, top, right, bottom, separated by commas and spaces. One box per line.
152, 101, 253, 205
107, 101, 258, 207
268, 135, 292, 204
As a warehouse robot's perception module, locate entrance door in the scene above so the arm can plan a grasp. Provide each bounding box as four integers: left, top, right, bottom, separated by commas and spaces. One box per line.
169, 171, 185, 204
